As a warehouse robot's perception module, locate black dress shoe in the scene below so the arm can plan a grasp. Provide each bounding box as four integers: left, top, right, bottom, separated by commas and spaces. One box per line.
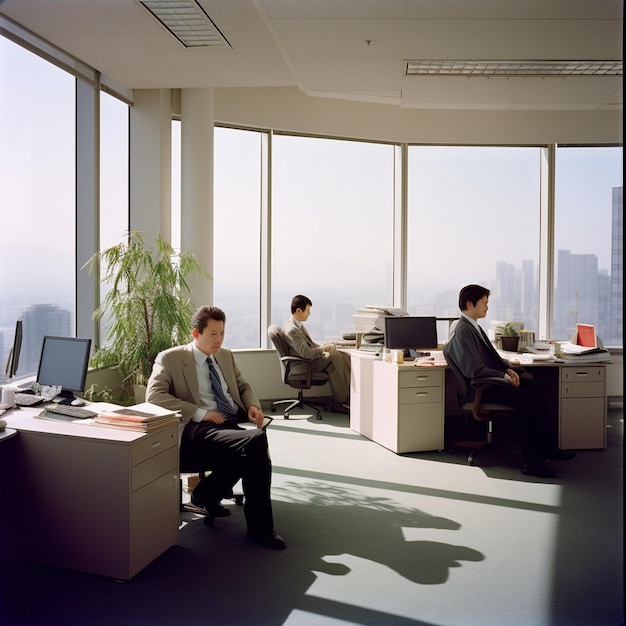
191, 494, 232, 517
545, 450, 577, 462
521, 462, 557, 478
247, 530, 287, 549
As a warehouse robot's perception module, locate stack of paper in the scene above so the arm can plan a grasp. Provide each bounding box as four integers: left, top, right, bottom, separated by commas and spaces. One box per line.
94, 402, 181, 432
557, 324, 610, 363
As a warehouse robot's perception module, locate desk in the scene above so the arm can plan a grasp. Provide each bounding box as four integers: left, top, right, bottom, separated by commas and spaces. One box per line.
0, 405, 179, 580
349, 351, 607, 454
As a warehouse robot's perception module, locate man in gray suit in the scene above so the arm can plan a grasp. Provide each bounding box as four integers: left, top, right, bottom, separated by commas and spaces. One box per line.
146, 305, 285, 549
282, 294, 351, 413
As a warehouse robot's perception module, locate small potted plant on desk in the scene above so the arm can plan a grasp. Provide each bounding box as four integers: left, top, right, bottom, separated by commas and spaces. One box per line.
500, 323, 520, 352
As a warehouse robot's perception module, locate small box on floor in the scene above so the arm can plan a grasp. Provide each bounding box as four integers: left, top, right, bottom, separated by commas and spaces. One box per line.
182, 474, 201, 493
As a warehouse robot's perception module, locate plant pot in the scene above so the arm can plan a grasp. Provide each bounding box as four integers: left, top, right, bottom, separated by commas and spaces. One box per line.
500, 336, 519, 352
133, 384, 147, 404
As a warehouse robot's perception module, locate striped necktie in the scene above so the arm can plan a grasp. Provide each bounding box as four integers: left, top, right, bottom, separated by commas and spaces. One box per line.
207, 358, 236, 419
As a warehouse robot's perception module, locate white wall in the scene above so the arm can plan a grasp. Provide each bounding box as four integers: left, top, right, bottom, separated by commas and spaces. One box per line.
214, 86, 622, 145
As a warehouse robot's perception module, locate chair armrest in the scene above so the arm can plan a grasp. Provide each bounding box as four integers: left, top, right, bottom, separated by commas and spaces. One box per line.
280, 355, 314, 387
470, 376, 508, 389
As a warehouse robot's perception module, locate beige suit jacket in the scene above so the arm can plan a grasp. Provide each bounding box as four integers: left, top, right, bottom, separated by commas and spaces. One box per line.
146, 342, 260, 427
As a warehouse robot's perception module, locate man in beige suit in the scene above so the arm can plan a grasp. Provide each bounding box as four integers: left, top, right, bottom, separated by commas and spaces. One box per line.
282, 294, 351, 413
146, 305, 285, 549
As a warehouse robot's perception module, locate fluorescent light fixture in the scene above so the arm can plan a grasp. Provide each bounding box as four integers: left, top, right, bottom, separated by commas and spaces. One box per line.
405, 60, 622, 76
138, 0, 231, 48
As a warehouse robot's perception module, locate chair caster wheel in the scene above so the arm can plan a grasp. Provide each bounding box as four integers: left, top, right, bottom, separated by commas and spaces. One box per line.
234, 495, 244, 505
316, 413, 322, 420
284, 413, 290, 419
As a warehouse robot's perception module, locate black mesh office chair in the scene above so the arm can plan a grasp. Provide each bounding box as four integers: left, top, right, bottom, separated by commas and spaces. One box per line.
267, 324, 330, 420
443, 344, 518, 466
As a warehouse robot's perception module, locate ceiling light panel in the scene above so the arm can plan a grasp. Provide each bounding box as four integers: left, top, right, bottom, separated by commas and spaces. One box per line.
405, 60, 623, 77
138, 0, 231, 48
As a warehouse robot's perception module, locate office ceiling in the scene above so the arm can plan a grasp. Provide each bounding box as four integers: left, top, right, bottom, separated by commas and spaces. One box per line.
1, 0, 622, 111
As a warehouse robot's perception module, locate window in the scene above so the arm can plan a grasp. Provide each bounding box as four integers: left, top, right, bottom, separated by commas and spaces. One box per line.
100, 92, 129, 250
0, 37, 75, 376
213, 127, 263, 348
407, 146, 541, 339
554, 146, 623, 345
271, 135, 395, 341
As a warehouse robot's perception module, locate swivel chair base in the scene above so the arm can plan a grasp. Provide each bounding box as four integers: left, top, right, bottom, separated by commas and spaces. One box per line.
271, 392, 325, 420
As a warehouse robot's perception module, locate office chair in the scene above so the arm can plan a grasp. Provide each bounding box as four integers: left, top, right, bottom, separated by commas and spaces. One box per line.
267, 324, 330, 420
443, 345, 518, 467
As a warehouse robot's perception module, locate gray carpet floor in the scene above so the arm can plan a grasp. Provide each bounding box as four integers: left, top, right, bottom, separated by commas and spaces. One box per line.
0, 406, 622, 625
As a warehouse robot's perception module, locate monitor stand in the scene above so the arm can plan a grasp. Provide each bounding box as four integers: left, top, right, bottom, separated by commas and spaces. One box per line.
406, 349, 431, 359
54, 389, 76, 405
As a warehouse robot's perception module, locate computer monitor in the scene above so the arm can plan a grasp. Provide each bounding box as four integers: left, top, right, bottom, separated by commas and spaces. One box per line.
4, 320, 23, 379
36, 336, 92, 401
384, 316, 438, 358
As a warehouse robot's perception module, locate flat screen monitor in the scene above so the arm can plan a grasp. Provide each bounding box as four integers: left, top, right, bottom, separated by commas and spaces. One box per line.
36, 336, 92, 400
384, 316, 438, 357
5, 320, 22, 379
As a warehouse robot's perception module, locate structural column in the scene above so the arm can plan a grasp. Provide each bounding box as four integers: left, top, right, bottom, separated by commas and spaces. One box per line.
129, 89, 172, 239
180, 88, 214, 307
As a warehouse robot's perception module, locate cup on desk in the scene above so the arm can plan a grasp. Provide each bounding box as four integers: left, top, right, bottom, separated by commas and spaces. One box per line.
391, 349, 404, 364
1, 385, 17, 408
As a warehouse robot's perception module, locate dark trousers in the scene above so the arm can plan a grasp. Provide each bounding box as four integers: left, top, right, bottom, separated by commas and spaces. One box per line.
181, 420, 274, 534
481, 371, 551, 464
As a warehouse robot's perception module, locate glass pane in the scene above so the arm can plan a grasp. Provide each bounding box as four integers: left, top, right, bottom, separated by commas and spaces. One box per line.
100, 92, 129, 249
213, 127, 262, 348
0, 37, 75, 378
99, 91, 129, 341
407, 146, 541, 340
272, 135, 394, 342
554, 146, 623, 346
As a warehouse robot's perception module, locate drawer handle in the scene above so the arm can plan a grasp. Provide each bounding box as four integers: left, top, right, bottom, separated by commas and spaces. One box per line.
415, 392, 429, 397
151, 441, 162, 449
415, 376, 429, 381
574, 371, 590, 377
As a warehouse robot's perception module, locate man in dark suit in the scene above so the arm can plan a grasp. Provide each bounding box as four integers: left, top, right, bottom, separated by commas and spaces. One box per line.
146, 305, 285, 549
444, 284, 574, 478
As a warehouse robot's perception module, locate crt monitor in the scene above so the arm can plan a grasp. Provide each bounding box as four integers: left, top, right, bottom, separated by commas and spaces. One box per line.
384, 316, 438, 357
36, 336, 92, 401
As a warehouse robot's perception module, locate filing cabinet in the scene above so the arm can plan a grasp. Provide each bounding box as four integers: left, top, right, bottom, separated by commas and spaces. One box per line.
559, 365, 607, 449
371, 362, 445, 453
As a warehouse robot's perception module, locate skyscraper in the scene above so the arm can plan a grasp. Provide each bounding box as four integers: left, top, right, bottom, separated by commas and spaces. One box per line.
609, 186, 623, 345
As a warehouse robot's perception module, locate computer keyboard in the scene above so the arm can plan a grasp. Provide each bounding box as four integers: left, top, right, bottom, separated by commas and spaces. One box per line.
357, 343, 382, 355
43, 404, 97, 419
15, 393, 46, 407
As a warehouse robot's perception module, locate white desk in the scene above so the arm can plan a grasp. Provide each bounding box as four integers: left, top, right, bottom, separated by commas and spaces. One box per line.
349, 351, 607, 454
0, 405, 179, 580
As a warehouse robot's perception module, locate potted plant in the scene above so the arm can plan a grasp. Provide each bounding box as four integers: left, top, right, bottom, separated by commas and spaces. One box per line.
85, 231, 209, 401
500, 323, 519, 352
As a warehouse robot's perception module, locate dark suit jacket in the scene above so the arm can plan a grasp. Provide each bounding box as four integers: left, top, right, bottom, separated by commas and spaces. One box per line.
444, 316, 508, 382
146, 342, 261, 427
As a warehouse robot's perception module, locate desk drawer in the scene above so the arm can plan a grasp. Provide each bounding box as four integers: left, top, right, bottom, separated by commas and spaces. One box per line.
561, 366, 605, 383
399, 386, 442, 405
132, 445, 178, 492
132, 425, 177, 465
561, 381, 605, 399
398, 369, 443, 389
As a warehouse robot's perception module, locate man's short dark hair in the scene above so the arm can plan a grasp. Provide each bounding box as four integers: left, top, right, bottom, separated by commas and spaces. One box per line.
192, 305, 226, 333
291, 294, 312, 314
458, 284, 490, 311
